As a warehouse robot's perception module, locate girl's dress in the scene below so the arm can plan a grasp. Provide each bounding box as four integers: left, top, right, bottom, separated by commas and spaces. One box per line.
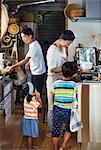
21, 96, 40, 138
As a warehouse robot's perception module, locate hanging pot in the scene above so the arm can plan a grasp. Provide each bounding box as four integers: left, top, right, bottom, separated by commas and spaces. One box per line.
64, 4, 84, 20
8, 24, 19, 35
1, 3, 9, 40
1, 34, 13, 48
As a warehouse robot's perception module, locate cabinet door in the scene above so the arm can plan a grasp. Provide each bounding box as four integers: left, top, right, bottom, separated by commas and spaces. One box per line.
90, 85, 101, 142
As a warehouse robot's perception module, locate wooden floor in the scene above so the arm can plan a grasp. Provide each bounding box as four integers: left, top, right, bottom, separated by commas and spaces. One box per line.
0, 104, 81, 150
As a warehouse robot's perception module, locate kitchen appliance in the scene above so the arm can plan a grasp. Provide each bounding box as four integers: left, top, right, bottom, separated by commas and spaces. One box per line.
76, 47, 96, 70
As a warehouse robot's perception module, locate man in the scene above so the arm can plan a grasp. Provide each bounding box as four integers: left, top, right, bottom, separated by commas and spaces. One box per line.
5, 27, 46, 99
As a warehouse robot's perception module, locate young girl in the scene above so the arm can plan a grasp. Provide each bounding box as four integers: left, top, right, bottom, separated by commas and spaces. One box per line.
21, 82, 42, 150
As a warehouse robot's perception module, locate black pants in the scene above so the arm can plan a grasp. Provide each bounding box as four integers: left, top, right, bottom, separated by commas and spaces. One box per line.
31, 73, 46, 97
31, 73, 46, 113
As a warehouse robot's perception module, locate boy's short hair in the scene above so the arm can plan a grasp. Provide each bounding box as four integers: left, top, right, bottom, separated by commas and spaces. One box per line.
62, 62, 78, 78
21, 28, 34, 38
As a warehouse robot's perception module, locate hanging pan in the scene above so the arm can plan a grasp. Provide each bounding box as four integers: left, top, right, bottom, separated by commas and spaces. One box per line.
1, 34, 13, 48
8, 24, 19, 35
64, 4, 84, 20
1, 3, 9, 40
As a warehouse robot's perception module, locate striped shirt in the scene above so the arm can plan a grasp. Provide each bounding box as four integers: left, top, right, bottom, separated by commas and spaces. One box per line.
51, 80, 77, 109
24, 96, 40, 119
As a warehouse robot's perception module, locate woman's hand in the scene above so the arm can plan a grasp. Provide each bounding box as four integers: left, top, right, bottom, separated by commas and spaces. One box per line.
25, 61, 30, 71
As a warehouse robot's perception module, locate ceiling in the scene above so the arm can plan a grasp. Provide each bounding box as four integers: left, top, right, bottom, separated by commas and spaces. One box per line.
3, 0, 66, 13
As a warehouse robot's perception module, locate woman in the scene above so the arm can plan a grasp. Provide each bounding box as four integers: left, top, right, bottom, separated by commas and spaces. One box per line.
46, 30, 75, 135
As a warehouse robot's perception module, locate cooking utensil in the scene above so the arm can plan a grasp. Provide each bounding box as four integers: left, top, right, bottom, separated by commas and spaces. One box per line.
1, 34, 13, 48
8, 24, 19, 35
64, 4, 84, 20
1, 3, 9, 39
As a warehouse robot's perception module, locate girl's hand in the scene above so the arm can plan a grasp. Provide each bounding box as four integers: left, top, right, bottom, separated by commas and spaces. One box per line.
33, 91, 42, 108
34, 91, 40, 100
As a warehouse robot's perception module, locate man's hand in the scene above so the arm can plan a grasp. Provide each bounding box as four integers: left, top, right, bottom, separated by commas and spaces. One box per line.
5, 66, 14, 73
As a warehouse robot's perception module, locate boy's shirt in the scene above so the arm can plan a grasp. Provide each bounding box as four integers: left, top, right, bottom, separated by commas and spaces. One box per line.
51, 80, 77, 109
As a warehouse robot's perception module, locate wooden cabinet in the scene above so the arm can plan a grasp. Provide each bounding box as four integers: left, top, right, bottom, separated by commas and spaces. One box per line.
77, 82, 101, 144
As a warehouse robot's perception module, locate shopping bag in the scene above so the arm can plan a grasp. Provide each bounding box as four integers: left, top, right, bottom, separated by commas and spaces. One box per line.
70, 108, 83, 132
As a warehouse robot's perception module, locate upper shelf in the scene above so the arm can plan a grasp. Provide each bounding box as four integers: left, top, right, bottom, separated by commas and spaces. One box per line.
72, 17, 101, 22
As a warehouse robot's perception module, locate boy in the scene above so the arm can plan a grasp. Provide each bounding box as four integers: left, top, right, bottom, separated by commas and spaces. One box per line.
51, 62, 78, 150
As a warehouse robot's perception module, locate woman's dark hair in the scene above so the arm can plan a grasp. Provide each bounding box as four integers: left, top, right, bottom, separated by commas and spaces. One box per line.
59, 30, 75, 41
21, 28, 34, 38
22, 82, 35, 102
62, 62, 78, 78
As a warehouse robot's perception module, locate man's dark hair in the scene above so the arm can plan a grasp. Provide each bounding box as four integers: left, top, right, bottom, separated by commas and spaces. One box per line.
62, 62, 78, 78
22, 27, 34, 38
59, 30, 75, 41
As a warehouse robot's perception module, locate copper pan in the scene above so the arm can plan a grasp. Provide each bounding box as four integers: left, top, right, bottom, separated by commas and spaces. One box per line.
64, 4, 84, 20
1, 34, 13, 48
1, 3, 9, 40
8, 24, 19, 35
